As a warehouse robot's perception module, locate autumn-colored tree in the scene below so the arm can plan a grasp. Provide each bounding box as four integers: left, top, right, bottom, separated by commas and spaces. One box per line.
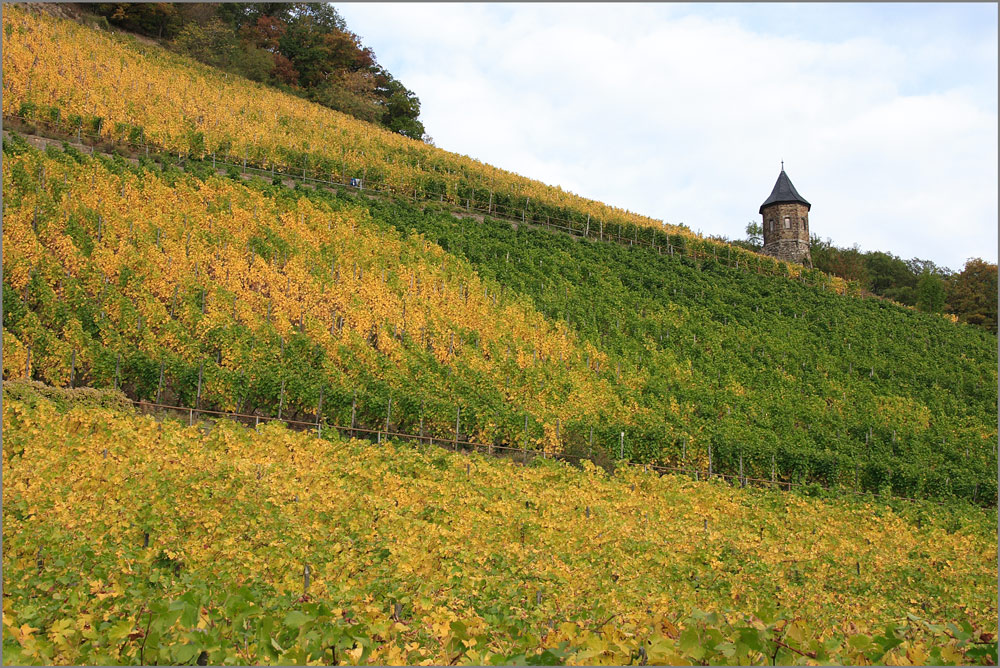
269, 53, 300, 86
240, 15, 286, 52
276, 12, 372, 89
948, 258, 998, 333
240, 16, 300, 85
320, 27, 375, 72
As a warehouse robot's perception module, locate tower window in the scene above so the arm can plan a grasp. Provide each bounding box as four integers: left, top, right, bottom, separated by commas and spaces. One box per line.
769, 219, 774, 232
784, 217, 791, 229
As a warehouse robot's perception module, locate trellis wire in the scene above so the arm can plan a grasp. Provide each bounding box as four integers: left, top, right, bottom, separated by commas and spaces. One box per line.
126, 398, 965, 507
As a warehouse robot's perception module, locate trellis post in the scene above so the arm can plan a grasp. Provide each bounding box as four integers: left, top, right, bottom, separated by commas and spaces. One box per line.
385, 396, 392, 435
351, 390, 357, 438
523, 414, 529, 463
316, 387, 324, 436
277, 378, 285, 419
156, 361, 164, 403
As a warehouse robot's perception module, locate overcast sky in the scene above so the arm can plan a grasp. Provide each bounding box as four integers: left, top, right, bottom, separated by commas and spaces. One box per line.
337, 3, 998, 271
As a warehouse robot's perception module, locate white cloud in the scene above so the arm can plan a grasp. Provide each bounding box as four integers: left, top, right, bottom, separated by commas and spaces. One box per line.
337, 3, 998, 270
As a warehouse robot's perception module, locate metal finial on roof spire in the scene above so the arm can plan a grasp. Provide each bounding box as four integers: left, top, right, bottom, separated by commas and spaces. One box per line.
760, 168, 810, 214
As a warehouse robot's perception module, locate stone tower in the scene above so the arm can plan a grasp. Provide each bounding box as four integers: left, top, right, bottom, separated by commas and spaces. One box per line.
759, 167, 812, 266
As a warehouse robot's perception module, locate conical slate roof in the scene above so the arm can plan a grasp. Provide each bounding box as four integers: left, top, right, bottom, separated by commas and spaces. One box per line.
759, 170, 810, 214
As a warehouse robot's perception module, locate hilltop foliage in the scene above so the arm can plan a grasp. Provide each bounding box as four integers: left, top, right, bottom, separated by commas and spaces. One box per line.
2, 390, 997, 665
83, 2, 426, 139
806, 236, 998, 333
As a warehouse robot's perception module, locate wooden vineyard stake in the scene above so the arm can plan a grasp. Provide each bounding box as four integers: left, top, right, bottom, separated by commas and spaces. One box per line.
523, 414, 529, 463
316, 387, 324, 437
277, 379, 285, 419
156, 361, 164, 403
351, 391, 357, 438
195, 360, 204, 409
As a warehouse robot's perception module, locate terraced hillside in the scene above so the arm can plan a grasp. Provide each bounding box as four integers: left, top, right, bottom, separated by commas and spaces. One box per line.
3, 138, 996, 504
2, 4, 851, 291
2, 385, 996, 665
365, 195, 999, 503
3, 6, 999, 666
2, 141, 621, 456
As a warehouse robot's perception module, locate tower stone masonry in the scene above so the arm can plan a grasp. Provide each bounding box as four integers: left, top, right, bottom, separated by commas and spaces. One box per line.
760, 168, 812, 266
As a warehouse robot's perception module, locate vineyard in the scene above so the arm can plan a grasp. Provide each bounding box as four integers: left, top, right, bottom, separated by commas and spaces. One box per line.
2, 139, 627, 456
3, 5, 999, 665
3, 138, 997, 504
3, 384, 997, 665
365, 195, 999, 504
2, 4, 853, 292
